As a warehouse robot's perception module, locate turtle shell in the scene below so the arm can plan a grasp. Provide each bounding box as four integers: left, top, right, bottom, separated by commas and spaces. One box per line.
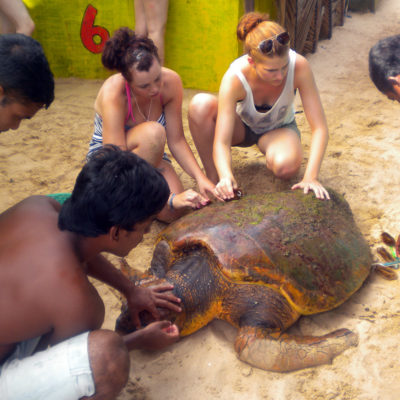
153, 189, 372, 315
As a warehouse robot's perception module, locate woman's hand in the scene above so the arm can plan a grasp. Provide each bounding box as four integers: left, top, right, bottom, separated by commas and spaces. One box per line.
214, 176, 238, 201
196, 175, 216, 201
172, 189, 210, 210
291, 179, 330, 200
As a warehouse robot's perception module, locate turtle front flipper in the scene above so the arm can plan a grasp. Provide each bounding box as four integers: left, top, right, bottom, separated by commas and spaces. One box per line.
234, 326, 358, 372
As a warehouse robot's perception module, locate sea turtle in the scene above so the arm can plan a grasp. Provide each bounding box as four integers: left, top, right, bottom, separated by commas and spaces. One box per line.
116, 189, 372, 372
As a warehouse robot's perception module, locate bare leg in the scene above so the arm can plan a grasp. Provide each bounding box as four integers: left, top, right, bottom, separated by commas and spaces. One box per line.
133, 0, 147, 36
126, 121, 167, 166
0, 9, 13, 33
0, 0, 35, 35
126, 122, 195, 222
142, 0, 169, 64
188, 93, 219, 183
84, 330, 130, 400
257, 128, 303, 179
134, 0, 168, 63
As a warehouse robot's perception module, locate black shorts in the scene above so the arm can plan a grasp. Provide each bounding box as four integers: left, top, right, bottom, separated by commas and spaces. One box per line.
235, 119, 301, 148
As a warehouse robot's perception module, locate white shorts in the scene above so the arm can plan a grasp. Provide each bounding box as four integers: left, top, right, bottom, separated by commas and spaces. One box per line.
0, 331, 95, 400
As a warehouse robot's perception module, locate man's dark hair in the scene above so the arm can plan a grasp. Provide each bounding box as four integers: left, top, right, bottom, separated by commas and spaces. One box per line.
58, 146, 170, 237
0, 34, 54, 108
369, 34, 400, 94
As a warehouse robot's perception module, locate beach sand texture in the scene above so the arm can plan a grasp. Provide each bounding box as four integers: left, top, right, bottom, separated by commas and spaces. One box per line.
1, 1, 400, 398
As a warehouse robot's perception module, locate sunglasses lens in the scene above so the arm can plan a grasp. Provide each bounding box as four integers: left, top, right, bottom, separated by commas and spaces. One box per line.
258, 32, 290, 54
259, 39, 273, 54
277, 32, 290, 45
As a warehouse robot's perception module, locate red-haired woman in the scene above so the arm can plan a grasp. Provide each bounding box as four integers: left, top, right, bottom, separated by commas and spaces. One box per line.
189, 12, 330, 201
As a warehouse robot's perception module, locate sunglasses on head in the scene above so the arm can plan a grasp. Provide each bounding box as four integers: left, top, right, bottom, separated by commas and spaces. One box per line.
257, 32, 290, 54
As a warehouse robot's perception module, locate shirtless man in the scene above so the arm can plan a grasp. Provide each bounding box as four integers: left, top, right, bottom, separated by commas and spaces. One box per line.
369, 34, 400, 102
0, 145, 181, 399
0, 33, 54, 133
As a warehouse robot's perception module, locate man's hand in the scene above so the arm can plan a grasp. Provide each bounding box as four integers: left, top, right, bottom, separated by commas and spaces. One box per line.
139, 321, 180, 350
123, 321, 180, 351
127, 283, 182, 328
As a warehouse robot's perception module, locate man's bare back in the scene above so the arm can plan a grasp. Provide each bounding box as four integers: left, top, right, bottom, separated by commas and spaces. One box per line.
0, 196, 104, 363
0, 147, 182, 399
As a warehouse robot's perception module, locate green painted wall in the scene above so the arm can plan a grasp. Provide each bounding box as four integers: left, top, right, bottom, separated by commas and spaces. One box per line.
23, 0, 276, 91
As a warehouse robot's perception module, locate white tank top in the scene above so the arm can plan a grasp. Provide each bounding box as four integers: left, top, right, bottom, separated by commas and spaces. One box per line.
229, 49, 297, 134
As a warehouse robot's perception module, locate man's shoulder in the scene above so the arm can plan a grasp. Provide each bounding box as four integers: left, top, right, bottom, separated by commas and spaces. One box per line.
0, 195, 71, 265
16, 194, 60, 212
0, 195, 59, 226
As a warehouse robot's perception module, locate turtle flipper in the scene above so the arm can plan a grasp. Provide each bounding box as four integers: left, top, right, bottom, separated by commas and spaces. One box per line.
235, 326, 358, 372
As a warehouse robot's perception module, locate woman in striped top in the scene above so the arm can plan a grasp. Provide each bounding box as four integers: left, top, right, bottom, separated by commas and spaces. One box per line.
88, 27, 215, 222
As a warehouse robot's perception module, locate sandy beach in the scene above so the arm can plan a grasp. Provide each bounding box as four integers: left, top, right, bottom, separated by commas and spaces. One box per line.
1, 1, 400, 398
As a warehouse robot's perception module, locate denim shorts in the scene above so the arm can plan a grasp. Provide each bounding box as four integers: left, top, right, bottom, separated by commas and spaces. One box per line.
0, 332, 95, 400
235, 119, 301, 148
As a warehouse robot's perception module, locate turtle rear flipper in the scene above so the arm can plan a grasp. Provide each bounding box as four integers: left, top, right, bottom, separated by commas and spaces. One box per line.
234, 327, 358, 372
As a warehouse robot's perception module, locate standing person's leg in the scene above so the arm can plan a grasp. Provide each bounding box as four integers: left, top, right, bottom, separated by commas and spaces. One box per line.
0, 0, 34, 35
142, 0, 169, 64
0, 9, 13, 33
133, 0, 147, 36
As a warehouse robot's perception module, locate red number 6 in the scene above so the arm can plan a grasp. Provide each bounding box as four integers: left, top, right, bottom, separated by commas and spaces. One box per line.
80, 4, 110, 54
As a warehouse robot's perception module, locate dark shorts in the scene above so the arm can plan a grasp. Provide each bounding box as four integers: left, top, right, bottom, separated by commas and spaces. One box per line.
235, 119, 301, 148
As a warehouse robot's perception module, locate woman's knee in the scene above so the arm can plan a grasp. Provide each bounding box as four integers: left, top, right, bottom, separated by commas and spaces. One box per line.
143, 121, 166, 146
128, 121, 166, 164
267, 151, 302, 179
188, 93, 218, 125
88, 330, 130, 397
128, 121, 166, 149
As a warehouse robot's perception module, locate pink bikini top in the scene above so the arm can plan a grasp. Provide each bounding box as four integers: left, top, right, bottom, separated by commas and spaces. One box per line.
125, 81, 164, 124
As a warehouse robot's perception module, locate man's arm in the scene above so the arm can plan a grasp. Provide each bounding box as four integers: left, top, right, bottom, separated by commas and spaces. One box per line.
86, 254, 181, 327
86, 254, 134, 295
